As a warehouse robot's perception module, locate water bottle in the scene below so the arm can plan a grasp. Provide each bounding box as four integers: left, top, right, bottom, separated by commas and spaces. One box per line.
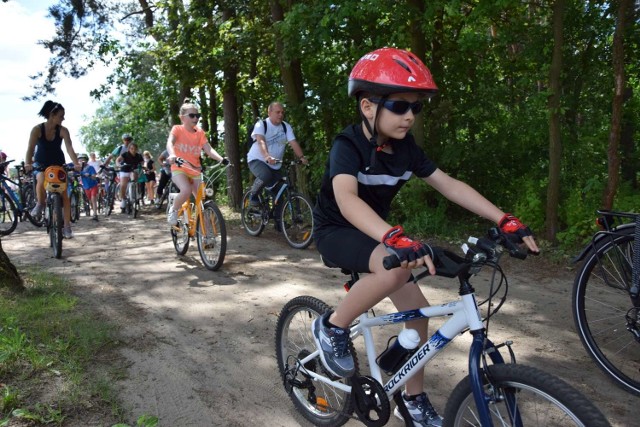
377, 329, 420, 375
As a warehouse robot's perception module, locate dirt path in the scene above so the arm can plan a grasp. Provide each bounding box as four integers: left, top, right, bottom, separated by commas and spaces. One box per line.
2, 206, 636, 426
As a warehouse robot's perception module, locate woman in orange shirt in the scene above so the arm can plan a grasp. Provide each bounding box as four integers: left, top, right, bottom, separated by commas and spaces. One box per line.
166, 99, 228, 225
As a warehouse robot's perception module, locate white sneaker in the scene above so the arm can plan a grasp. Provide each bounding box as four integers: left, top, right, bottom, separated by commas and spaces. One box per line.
63, 227, 74, 239
167, 209, 178, 226
30, 204, 44, 219
120, 200, 126, 209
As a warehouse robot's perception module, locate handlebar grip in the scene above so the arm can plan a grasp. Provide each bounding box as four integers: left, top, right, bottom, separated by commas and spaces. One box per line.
383, 255, 401, 270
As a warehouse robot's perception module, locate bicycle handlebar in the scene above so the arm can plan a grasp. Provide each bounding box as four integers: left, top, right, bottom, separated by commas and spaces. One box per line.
382, 227, 529, 276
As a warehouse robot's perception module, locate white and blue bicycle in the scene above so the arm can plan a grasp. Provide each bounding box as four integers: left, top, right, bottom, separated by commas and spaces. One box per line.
276, 228, 610, 427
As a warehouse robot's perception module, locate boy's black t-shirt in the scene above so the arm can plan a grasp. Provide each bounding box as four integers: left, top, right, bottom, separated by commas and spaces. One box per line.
120, 152, 143, 172
313, 124, 437, 235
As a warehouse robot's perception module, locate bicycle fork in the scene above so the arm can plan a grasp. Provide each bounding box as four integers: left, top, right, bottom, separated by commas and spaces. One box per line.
469, 332, 521, 427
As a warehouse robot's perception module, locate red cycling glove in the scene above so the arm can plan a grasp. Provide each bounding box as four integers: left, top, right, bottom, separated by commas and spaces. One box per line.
382, 225, 433, 263
499, 213, 533, 241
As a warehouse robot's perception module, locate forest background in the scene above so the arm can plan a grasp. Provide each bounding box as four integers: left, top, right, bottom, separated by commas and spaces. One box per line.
15, 0, 640, 248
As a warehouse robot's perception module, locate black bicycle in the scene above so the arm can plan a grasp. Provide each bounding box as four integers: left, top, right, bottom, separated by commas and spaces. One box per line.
572, 209, 640, 395
241, 160, 313, 249
0, 160, 44, 236
99, 166, 118, 216
67, 169, 83, 222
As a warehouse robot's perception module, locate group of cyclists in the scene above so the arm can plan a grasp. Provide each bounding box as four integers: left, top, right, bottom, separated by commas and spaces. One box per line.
7, 47, 544, 427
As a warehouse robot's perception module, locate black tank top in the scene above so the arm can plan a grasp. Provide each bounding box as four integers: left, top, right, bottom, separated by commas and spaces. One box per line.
34, 123, 65, 167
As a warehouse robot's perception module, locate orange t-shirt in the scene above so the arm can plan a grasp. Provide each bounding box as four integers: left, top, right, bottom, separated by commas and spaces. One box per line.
170, 125, 207, 175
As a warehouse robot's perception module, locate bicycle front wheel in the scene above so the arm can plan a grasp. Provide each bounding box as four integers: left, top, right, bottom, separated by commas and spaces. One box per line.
23, 186, 44, 227
69, 190, 79, 223
444, 363, 610, 427
572, 226, 640, 395
0, 190, 18, 236
241, 191, 266, 237
196, 201, 226, 271
275, 296, 357, 427
50, 195, 63, 259
280, 192, 314, 249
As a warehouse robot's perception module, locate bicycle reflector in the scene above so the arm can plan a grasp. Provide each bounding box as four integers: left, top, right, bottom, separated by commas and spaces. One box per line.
44, 166, 68, 193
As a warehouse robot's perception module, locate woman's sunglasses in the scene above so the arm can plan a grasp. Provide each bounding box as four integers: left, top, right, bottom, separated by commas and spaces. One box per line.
185, 113, 201, 119
369, 98, 423, 115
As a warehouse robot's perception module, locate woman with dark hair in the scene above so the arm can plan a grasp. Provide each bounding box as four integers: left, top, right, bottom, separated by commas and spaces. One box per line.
25, 100, 80, 239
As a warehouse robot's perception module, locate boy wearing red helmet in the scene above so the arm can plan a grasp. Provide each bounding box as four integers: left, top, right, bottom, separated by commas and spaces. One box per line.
312, 48, 539, 426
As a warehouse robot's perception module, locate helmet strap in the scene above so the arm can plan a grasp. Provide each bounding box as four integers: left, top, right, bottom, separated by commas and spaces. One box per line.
358, 95, 388, 171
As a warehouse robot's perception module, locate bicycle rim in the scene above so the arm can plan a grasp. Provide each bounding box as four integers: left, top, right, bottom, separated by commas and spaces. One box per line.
51, 195, 63, 259
171, 219, 190, 255
573, 227, 640, 395
444, 364, 610, 427
275, 296, 355, 426
281, 193, 314, 249
196, 202, 226, 271
241, 191, 265, 237
0, 191, 18, 236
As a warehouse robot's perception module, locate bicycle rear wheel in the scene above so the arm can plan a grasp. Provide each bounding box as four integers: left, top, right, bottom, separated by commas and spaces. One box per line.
0, 190, 18, 236
50, 194, 63, 259
275, 296, 357, 426
280, 192, 314, 249
241, 190, 266, 237
572, 225, 640, 395
444, 363, 610, 427
196, 201, 226, 271
171, 212, 190, 255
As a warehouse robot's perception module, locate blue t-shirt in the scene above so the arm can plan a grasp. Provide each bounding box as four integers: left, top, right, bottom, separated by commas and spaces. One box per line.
80, 165, 98, 190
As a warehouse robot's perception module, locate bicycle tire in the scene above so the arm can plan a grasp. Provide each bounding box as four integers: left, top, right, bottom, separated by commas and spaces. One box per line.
196, 201, 227, 271
275, 296, 358, 427
171, 215, 190, 255
69, 190, 79, 223
241, 190, 265, 237
280, 192, 314, 249
572, 226, 640, 395
444, 363, 610, 427
0, 189, 19, 236
50, 194, 63, 259
106, 184, 116, 216
23, 186, 44, 227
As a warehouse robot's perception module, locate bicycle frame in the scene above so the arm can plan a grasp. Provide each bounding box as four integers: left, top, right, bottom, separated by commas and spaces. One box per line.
295, 288, 509, 426
0, 176, 25, 212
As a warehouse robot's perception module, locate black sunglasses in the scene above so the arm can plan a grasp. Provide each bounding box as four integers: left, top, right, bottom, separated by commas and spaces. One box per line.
369, 98, 423, 115
185, 113, 201, 119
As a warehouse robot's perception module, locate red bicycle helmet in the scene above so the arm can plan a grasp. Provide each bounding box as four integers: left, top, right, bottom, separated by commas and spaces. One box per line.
348, 47, 438, 98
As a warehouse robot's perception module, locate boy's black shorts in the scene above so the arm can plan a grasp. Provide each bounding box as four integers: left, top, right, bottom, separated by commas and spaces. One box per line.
315, 226, 378, 274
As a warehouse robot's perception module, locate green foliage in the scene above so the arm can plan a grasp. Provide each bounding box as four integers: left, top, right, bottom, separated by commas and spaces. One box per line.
37, 0, 640, 245
0, 270, 119, 425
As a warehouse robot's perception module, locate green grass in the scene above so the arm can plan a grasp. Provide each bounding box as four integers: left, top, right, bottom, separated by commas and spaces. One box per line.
0, 269, 133, 426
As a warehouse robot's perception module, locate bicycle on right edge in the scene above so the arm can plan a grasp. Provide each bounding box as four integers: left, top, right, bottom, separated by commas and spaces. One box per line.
241, 159, 314, 249
572, 209, 640, 396
276, 227, 610, 427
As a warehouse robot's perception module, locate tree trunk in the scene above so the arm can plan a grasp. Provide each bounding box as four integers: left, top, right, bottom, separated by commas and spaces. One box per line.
408, 0, 427, 148
544, 0, 565, 242
602, 0, 631, 209
221, 8, 243, 211
270, 0, 309, 196
0, 239, 24, 292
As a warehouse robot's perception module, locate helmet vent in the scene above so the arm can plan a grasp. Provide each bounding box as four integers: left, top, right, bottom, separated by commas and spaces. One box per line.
394, 59, 412, 74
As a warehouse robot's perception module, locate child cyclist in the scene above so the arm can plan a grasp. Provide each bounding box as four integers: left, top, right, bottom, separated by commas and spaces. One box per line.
311, 47, 540, 427
166, 98, 228, 225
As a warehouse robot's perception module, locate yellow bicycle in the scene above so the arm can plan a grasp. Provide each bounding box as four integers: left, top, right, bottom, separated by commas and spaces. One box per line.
170, 158, 227, 271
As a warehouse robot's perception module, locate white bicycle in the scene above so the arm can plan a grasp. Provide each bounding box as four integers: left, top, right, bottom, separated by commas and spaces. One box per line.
275, 228, 610, 427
